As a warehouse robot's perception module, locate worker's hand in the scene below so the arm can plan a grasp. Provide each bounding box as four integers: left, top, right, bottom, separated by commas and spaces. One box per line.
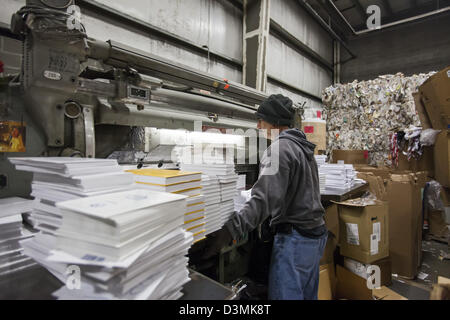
203, 227, 233, 259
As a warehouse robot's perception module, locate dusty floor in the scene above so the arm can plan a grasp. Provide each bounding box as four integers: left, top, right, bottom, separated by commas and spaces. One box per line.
389, 239, 450, 300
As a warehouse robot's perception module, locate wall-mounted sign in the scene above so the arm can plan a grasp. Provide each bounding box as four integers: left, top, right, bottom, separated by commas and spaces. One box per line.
0, 121, 26, 152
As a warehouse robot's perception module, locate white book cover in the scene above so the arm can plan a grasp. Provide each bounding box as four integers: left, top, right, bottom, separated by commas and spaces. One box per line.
33, 172, 134, 191
9, 157, 118, 172
0, 197, 34, 218
56, 189, 187, 221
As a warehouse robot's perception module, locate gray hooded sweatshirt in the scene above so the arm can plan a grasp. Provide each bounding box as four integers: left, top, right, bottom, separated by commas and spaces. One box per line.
225, 128, 325, 240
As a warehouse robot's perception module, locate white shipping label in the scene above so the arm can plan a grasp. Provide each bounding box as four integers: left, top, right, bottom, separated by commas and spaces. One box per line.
346, 223, 360, 245
373, 222, 381, 242
447, 70, 450, 78
370, 234, 379, 255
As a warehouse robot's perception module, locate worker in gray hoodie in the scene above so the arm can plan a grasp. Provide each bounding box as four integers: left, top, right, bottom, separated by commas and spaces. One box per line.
204, 94, 327, 300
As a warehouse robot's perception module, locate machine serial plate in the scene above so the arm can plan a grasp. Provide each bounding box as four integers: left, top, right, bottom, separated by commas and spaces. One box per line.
127, 85, 150, 101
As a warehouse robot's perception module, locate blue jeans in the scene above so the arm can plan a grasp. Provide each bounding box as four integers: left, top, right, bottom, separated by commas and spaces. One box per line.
268, 229, 328, 300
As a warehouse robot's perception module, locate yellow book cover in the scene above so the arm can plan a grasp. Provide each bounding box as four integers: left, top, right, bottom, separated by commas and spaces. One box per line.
127, 169, 201, 185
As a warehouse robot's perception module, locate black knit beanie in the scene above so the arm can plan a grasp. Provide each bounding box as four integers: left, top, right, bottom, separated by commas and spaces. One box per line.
255, 94, 294, 126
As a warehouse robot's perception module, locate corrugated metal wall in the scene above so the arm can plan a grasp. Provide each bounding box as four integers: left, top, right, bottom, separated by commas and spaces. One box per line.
267, 0, 333, 111
0, 0, 334, 110
87, 0, 243, 82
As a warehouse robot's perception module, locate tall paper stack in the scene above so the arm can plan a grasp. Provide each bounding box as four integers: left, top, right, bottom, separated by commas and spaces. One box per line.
315, 155, 327, 167
9, 157, 134, 243
0, 197, 36, 279
318, 163, 356, 192
200, 175, 222, 235
180, 163, 239, 235
28, 189, 193, 300
127, 169, 206, 244
218, 175, 239, 225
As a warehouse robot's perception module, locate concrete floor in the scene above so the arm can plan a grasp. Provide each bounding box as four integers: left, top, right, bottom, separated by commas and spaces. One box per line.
389, 240, 450, 300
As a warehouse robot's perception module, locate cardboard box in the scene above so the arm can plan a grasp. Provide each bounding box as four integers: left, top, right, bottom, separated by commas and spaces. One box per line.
430, 276, 450, 300
302, 120, 326, 155
387, 174, 423, 278
357, 172, 387, 201
343, 257, 392, 287
325, 204, 339, 242
353, 165, 391, 181
434, 131, 450, 187
441, 187, 450, 206
337, 200, 389, 264
372, 286, 408, 300
396, 147, 434, 177
336, 265, 373, 300
441, 187, 450, 224
419, 66, 450, 130
336, 265, 407, 300
318, 264, 334, 300
429, 210, 449, 238
413, 92, 432, 130
332, 150, 369, 165
320, 233, 337, 266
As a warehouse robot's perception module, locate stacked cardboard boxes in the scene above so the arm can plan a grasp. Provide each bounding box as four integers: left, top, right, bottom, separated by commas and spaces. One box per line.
301, 119, 327, 155
325, 168, 433, 299
336, 199, 389, 265
418, 66, 450, 187
353, 166, 429, 279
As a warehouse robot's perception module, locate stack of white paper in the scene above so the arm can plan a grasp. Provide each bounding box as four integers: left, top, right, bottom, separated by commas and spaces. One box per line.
21, 189, 194, 300
218, 175, 239, 225
200, 175, 222, 235
318, 173, 327, 193
9, 158, 200, 299
314, 155, 327, 167
127, 169, 206, 244
9, 157, 134, 237
318, 163, 356, 192
180, 162, 239, 235
0, 197, 36, 278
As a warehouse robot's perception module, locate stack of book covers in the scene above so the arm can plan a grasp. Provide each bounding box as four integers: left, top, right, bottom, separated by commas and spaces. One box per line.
9, 157, 134, 240
8, 158, 196, 299
318, 163, 357, 192
127, 169, 206, 244
37, 189, 193, 300
0, 197, 36, 279
199, 175, 222, 235
180, 162, 239, 235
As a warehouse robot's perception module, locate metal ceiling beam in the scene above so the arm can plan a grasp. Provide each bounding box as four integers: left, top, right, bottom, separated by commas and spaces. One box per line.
315, 0, 352, 40
341, 4, 356, 13
328, 0, 450, 35
297, 0, 357, 59
353, 0, 450, 32
226, 0, 243, 11
350, 0, 368, 22
355, 5, 450, 34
